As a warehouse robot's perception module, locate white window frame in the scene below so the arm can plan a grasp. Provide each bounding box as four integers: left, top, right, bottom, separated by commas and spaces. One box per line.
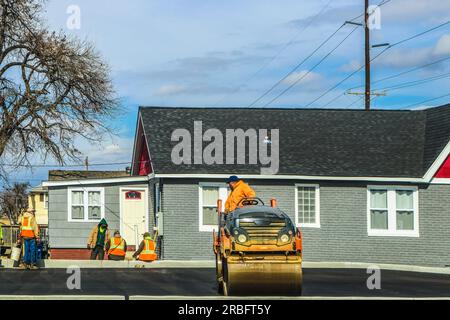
68, 187, 105, 222
43, 193, 48, 209
367, 185, 419, 237
198, 182, 228, 232
294, 184, 320, 228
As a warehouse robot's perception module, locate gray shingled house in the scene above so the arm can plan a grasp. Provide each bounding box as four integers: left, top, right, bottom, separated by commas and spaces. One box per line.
45, 105, 450, 266
43, 170, 149, 259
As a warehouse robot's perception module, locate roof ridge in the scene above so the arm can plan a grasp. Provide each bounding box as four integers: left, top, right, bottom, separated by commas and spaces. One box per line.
139, 105, 423, 112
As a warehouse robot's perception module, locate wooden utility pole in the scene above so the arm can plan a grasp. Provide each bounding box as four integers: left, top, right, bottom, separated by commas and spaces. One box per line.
85, 156, 89, 171
364, 0, 371, 110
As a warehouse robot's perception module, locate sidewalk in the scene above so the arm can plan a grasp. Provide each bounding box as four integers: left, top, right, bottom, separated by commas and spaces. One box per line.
0, 258, 214, 269
1, 258, 450, 274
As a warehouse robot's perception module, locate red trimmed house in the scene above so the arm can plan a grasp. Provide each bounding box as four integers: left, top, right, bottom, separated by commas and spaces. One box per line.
44, 104, 450, 266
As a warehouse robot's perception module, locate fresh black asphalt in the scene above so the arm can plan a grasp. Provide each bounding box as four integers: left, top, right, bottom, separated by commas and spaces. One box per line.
0, 268, 449, 297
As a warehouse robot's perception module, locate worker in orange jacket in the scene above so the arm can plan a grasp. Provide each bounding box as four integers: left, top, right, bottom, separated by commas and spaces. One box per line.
133, 232, 157, 262
224, 176, 256, 213
17, 208, 40, 270
105, 230, 127, 261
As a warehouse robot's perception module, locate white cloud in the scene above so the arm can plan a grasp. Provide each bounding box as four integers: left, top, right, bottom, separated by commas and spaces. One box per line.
282, 70, 322, 86
341, 60, 362, 72
74, 134, 134, 166
154, 84, 187, 96
341, 34, 450, 71
433, 34, 450, 56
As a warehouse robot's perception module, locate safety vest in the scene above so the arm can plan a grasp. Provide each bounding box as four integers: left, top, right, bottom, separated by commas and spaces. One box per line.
108, 237, 125, 256
139, 238, 157, 261
20, 215, 35, 238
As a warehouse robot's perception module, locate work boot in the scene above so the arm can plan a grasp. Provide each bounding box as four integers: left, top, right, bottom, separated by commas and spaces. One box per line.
30, 264, 39, 270
18, 264, 27, 270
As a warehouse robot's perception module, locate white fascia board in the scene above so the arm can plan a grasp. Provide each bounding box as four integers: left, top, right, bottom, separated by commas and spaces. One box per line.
42, 176, 149, 187
153, 173, 424, 183
430, 178, 450, 184
423, 140, 450, 182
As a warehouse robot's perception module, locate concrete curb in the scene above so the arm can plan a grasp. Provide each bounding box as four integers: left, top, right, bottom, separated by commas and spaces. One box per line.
0, 295, 448, 300
0, 259, 215, 269
302, 261, 450, 275
129, 295, 450, 300
1, 259, 450, 275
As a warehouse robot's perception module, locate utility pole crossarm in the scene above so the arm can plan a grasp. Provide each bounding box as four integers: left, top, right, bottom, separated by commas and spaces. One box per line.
346, 91, 386, 96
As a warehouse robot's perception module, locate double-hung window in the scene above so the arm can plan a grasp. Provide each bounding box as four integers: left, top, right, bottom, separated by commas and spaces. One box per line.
198, 183, 228, 232
68, 187, 104, 222
367, 186, 419, 237
40, 193, 49, 209
295, 184, 320, 228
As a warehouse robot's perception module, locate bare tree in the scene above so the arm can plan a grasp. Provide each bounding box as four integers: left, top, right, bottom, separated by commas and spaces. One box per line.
0, 0, 117, 176
0, 182, 29, 224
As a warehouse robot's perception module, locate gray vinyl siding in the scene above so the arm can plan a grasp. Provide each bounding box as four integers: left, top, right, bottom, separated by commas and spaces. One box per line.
48, 182, 148, 248
158, 179, 450, 267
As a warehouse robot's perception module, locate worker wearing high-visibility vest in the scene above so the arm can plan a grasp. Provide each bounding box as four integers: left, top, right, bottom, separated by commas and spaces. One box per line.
133, 232, 157, 262
105, 230, 127, 261
17, 208, 40, 270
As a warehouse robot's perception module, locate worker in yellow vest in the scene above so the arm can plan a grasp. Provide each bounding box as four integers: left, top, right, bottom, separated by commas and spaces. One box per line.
133, 232, 157, 262
17, 208, 40, 269
105, 230, 127, 261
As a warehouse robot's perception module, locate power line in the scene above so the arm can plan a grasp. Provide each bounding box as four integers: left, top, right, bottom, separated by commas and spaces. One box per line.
0, 161, 131, 168
393, 20, 450, 47
304, 46, 390, 107
212, 0, 334, 107
305, 18, 450, 108
375, 71, 450, 92
262, 26, 359, 107
347, 55, 450, 90
344, 96, 364, 109
246, 23, 347, 107
347, 0, 392, 24
251, 0, 393, 108
400, 93, 450, 109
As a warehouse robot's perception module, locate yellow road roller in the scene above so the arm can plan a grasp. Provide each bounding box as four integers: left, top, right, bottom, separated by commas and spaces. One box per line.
213, 197, 303, 296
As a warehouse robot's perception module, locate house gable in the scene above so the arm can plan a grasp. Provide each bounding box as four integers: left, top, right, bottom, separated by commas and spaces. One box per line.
434, 154, 450, 178
131, 115, 153, 176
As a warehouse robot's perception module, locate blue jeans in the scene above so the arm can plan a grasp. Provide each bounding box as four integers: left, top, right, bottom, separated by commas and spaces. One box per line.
23, 238, 37, 265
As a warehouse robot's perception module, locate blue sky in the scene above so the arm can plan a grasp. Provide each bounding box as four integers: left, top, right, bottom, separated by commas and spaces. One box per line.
6, 0, 450, 186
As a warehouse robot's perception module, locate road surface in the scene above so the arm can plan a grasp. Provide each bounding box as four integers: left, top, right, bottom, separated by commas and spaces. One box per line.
0, 268, 449, 297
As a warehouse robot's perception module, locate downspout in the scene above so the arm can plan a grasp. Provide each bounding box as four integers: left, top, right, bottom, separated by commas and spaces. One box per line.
151, 176, 163, 260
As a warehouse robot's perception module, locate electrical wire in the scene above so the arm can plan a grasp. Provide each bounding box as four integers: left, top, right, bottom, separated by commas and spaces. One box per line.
262, 25, 359, 107
347, 55, 450, 90
375, 71, 450, 92
400, 93, 450, 109
254, 0, 395, 108
0, 161, 131, 168
212, 0, 334, 107
304, 19, 450, 107
246, 23, 347, 107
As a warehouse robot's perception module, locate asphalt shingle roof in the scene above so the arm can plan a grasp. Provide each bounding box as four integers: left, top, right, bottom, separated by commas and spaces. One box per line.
48, 170, 129, 181
139, 104, 450, 178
